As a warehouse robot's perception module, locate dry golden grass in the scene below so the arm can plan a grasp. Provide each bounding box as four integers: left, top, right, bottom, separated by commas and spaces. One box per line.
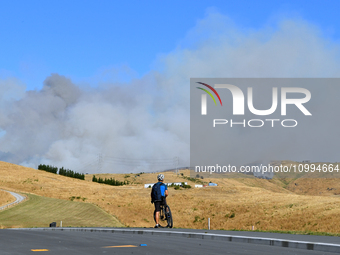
2, 161, 340, 233
0, 190, 16, 207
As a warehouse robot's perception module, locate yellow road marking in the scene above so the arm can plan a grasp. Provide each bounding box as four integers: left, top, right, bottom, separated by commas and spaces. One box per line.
103, 245, 137, 248
31, 249, 49, 252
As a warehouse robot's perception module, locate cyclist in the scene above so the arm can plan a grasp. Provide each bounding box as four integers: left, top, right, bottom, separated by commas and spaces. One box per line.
151, 174, 168, 228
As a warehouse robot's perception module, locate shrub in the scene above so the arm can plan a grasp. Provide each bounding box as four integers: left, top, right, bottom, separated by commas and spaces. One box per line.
91, 176, 127, 186
181, 182, 191, 189
38, 164, 84, 180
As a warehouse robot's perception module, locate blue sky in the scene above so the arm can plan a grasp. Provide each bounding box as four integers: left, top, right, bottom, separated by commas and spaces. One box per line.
1, 0, 339, 91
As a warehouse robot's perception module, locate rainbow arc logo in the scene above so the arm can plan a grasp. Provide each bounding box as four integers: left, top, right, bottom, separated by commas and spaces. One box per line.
196, 82, 222, 106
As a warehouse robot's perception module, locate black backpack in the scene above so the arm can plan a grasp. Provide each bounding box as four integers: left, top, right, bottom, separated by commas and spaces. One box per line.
151, 182, 163, 202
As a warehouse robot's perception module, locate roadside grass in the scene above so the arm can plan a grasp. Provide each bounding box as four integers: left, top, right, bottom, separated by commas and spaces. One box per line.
0, 193, 124, 228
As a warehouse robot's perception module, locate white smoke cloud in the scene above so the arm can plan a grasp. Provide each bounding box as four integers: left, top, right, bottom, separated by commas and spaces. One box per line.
0, 11, 339, 173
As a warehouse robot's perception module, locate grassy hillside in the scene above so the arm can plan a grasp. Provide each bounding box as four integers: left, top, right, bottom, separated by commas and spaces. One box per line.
2, 161, 340, 233
0, 193, 123, 228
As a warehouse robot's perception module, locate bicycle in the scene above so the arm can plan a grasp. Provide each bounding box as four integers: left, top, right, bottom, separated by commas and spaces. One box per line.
154, 202, 173, 228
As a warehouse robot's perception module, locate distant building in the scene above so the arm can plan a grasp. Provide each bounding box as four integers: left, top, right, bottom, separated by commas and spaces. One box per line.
208, 183, 218, 186
144, 182, 187, 188
167, 182, 187, 186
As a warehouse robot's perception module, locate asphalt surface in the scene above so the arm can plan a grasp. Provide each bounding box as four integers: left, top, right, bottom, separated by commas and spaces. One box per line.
0, 190, 26, 210
1, 228, 340, 255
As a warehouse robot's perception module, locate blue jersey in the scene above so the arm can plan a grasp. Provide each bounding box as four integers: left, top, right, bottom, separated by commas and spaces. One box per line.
151, 182, 168, 202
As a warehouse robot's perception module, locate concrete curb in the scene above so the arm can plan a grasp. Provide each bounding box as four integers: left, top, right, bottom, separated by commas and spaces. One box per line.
13, 227, 340, 253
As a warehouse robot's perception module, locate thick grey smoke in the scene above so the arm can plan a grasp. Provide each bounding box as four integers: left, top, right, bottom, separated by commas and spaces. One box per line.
0, 73, 189, 173
0, 11, 339, 173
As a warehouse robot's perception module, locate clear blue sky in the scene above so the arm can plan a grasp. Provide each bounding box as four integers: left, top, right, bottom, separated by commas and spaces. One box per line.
1, 0, 339, 90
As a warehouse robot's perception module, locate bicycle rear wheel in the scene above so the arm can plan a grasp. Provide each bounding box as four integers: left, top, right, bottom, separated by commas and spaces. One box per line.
165, 205, 173, 228
160, 206, 165, 220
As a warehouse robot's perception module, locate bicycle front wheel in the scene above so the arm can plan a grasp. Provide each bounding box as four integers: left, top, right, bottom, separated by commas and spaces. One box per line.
165, 205, 173, 228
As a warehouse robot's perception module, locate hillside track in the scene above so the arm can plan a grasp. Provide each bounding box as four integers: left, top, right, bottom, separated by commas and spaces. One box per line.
0, 190, 26, 210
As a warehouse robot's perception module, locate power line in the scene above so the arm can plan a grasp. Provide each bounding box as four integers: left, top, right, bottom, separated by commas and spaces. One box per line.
74, 155, 179, 173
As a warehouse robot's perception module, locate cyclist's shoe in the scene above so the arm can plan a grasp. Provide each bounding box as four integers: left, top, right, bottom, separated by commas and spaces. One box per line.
154, 224, 160, 228
160, 215, 164, 220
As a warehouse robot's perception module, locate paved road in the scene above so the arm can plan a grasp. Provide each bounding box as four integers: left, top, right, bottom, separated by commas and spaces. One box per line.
0, 228, 339, 255
0, 190, 26, 210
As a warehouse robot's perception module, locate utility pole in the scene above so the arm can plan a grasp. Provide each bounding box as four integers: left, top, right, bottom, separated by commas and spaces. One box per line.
175, 156, 179, 174
97, 153, 103, 173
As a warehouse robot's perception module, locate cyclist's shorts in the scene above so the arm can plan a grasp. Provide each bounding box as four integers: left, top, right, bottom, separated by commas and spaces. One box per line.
154, 200, 165, 212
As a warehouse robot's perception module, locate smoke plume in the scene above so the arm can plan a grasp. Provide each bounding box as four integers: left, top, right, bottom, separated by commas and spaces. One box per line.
0, 11, 339, 173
